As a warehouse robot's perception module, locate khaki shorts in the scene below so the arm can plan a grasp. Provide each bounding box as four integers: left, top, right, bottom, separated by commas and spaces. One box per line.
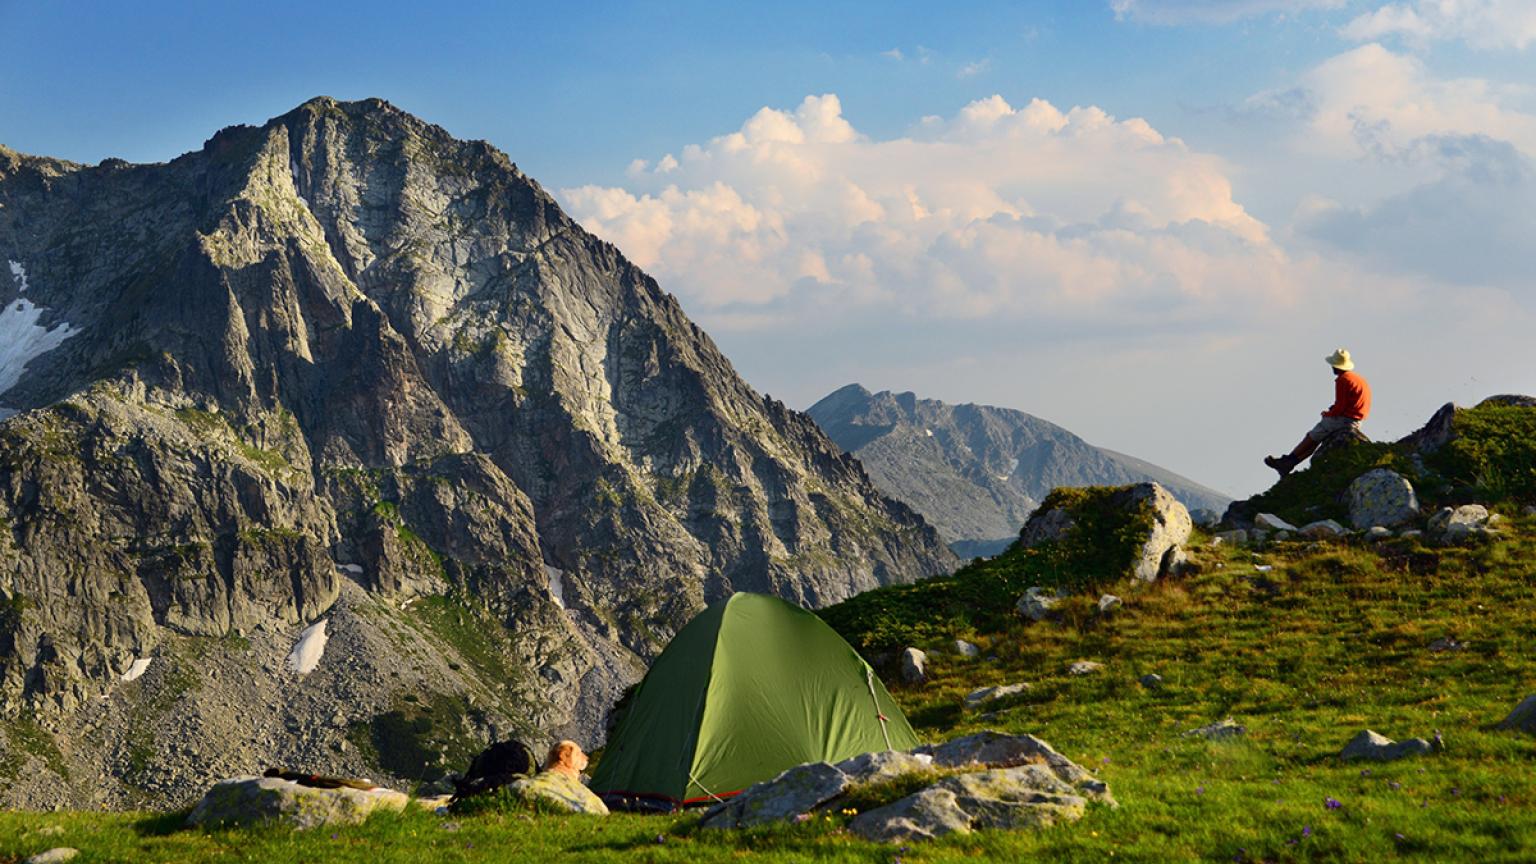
1307, 415, 1361, 442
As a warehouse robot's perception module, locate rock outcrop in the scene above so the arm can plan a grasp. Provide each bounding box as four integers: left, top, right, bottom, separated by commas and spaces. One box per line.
0, 98, 954, 808
807, 385, 1230, 557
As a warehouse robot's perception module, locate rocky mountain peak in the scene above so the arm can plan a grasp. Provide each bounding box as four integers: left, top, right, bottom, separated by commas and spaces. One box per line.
0, 100, 954, 808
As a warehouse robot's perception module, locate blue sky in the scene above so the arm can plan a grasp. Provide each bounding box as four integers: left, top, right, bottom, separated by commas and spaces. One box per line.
3, 0, 1534, 496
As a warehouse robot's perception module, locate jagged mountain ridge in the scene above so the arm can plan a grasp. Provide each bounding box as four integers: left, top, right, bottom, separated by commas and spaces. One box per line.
808, 384, 1232, 556
0, 98, 954, 808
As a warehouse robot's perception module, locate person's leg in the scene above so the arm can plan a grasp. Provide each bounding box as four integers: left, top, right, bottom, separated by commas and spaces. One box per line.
1288, 435, 1320, 462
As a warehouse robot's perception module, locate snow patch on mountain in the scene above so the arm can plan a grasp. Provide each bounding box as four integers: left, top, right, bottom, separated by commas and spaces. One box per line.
0, 267, 79, 417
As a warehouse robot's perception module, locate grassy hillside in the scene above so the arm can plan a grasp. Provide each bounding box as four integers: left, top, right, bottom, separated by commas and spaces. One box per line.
3, 406, 1534, 863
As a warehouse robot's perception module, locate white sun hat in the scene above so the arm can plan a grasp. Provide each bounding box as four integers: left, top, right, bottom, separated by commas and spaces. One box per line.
1325, 348, 1354, 371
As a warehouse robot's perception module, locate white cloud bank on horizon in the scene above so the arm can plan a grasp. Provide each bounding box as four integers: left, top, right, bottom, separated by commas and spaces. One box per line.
1343, 0, 1536, 50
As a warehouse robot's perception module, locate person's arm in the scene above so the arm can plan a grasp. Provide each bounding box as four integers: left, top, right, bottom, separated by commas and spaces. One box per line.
1322, 376, 1346, 417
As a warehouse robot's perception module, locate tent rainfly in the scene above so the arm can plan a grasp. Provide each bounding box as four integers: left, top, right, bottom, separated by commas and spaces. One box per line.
589, 592, 920, 809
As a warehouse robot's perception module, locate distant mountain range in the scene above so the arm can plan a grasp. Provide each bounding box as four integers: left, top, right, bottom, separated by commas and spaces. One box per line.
808, 385, 1232, 557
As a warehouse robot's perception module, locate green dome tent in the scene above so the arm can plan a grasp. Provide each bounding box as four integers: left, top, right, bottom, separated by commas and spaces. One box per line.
589, 592, 919, 809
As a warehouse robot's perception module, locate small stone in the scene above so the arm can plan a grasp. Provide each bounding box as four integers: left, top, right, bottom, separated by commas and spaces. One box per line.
1366, 526, 1393, 541
1274, 530, 1292, 542
24, 849, 78, 864
964, 683, 1030, 709
1184, 718, 1246, 740
1255, 513, 1297, 532
900, 648, 928, 684
1399, 529, 1423, 539
1338, 730, 1433, 762
1016, 587, 1061, 622
1139, 673, 1163, 689
1097, 594, 1122, 613
953, 639, 980, 658
1299, 519, 1345, 539
1427, 637, 1464, 652
1067, 661, 1103, 676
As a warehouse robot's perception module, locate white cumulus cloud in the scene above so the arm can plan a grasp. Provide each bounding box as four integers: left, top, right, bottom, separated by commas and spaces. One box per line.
1343, 0, 1536, 50
560, 93, 1283, 331
1110, 0, 1344, 24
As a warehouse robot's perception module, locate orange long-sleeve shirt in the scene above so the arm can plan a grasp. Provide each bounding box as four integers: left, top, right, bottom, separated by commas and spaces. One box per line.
1323, 370, 1371, 421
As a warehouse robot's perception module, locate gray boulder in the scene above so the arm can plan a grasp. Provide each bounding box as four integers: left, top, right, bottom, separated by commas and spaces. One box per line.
1429, 505, 1492, 541
849, 765, 1090, 842
1018, 507, 1077, 547
919, 731, 1112, 803
24, 850, 78, 864
1213, 529, 1248, 546
1097, 594, 1122, 613
1300, 519, 1345, 539
1184, 718, 1246, 740
185, 776, 409, 829
964, 683, 1030, 709
1119, 483, 1193, 581
834, 750, 934, 785
1497, 694, 1536, 734
847, 786, 974, 842
953, 639, 980, 658
1016, 587, 1061, 622
1068, 661, 1104, 676
1348, 469, 1420, 529
1190, 508, 1221, 529
1366, 526, 1393, 541
1139, 673, 1163, 689
504, 772, 609, 814
700, 762, 848, 828
900, 648, 928, 684
1338, 730, 1433, 762
1255, 513, 1297, 532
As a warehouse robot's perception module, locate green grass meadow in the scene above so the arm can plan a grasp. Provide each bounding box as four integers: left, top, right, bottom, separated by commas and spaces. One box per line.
6, 516, 1536, 862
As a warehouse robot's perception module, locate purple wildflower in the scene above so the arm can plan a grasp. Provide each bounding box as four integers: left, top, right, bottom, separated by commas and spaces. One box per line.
1389, 782, 1401, 791
1303, 826, 1312, 837
1325, 797, 1343, 810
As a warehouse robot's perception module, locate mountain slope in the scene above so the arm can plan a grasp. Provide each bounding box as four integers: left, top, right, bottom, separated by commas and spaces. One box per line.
0, 98, 953, 807
807, 384, 1231, 556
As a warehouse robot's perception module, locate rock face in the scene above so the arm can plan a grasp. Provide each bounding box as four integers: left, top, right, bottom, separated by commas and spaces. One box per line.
0, 99, 953, 808
807, 385, 1230, 557
1349, 469, 1420, 529
185, 776, 409, 829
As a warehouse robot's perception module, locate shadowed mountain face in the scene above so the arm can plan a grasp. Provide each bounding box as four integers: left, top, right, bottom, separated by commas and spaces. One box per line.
0, 99, 953, 808
808, 385, 1232, 557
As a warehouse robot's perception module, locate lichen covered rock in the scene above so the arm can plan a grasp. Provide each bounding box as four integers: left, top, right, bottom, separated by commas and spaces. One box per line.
185, 776, 408, 829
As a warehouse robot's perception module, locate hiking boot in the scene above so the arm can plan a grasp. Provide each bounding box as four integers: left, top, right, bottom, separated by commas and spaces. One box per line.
1264, 455, 1298, 477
